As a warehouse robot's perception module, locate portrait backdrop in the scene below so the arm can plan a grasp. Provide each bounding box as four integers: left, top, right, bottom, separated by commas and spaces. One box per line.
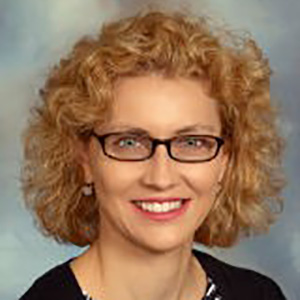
0, 0, 299, 299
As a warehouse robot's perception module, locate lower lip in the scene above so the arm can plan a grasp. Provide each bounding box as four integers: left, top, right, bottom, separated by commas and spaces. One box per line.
131, 199, 191, 221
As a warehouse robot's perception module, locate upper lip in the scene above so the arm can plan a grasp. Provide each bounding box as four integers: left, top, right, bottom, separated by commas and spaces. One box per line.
132, 197, 189, 203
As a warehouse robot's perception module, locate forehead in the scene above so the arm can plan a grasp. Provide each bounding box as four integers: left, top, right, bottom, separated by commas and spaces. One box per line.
100, 76, 221, 135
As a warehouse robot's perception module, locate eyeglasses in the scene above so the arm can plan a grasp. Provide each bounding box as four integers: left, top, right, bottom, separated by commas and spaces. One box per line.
92, 132, 225, 163
92, 132, 224, 163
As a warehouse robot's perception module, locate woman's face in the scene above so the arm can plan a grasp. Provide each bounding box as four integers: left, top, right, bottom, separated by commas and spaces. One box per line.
82, 75, 227, 253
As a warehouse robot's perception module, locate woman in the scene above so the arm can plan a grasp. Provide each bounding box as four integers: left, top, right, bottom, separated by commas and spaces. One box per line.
20, 9, 286, 300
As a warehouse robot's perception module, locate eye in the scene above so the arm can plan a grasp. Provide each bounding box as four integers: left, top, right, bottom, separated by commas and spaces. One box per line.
185, 138, 203, 147
175, 136, 215, 149
180, 137, 204, 147
118, 137, 141, 148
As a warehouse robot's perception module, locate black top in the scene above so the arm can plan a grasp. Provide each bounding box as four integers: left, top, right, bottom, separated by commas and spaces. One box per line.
19, 249, 286, 300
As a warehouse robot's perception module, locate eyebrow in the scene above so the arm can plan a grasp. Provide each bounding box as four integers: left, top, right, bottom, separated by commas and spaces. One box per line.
99, 123, 217, 135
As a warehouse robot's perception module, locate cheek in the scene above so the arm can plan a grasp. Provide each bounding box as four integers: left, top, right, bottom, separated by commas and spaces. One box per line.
182, 161, 222, 198
91, 161, 139, 200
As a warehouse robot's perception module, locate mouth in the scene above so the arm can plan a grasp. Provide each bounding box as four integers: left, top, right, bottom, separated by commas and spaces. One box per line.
131, 198, 190, 214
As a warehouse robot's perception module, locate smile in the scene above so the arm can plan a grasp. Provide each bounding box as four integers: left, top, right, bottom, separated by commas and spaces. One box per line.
133, 200, 183, 213
131, 198, 191, 221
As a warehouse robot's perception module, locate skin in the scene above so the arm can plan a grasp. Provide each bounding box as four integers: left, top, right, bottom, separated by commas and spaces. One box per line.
72, 75, 227, 300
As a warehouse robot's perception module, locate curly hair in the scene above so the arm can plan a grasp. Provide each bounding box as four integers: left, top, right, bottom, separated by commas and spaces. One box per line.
21, 9, 285, 247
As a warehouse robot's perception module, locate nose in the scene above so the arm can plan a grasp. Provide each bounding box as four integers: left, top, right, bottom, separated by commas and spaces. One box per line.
140, 144, 179, 190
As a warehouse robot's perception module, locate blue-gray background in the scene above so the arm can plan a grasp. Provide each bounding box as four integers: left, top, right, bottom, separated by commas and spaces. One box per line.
0, 0, 299, 299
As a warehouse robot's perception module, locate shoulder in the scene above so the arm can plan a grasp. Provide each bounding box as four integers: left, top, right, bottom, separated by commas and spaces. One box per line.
192, 249, 286, 300
19, 259, 83, 300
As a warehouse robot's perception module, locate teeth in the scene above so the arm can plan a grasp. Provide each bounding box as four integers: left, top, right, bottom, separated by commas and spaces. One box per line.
135, 200, 183, 213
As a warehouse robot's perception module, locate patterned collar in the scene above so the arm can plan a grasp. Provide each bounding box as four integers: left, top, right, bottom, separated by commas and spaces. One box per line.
82, 276, 222, 300
203, 276, 222, 300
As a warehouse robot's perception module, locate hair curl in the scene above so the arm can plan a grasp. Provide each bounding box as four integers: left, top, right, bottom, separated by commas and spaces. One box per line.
21, 9, 285, 247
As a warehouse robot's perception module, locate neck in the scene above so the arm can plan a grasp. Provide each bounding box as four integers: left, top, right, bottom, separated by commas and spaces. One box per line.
71, 226, 207, 300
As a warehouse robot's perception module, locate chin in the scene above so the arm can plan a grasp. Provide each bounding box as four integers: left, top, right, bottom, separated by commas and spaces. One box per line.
129, 229, 195, 255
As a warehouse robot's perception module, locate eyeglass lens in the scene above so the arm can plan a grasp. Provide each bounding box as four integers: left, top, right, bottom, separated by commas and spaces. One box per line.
104, 133, 220, 161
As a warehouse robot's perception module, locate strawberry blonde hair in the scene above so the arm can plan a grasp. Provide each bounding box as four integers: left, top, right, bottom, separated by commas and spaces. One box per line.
22, 9, 285, 247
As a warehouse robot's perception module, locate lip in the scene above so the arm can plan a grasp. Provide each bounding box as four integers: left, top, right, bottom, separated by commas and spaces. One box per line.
131, 198, 191, 221
131, 197, 188, 203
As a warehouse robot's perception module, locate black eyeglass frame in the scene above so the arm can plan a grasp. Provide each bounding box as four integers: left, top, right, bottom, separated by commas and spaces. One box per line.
91, 132, 225, 163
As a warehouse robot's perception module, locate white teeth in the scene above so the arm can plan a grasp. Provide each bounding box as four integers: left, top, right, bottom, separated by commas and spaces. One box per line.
135, 200, 183, 213
153, 203, 162, 212
140, 202, 151, 211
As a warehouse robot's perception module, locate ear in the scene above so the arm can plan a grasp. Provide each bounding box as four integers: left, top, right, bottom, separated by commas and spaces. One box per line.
76, 139, 94, 184
218, 151, 229, 183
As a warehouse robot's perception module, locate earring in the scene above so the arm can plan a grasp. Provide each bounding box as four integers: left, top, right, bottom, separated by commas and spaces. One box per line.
212, 181, 222, 197
82, 183, 94, 196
